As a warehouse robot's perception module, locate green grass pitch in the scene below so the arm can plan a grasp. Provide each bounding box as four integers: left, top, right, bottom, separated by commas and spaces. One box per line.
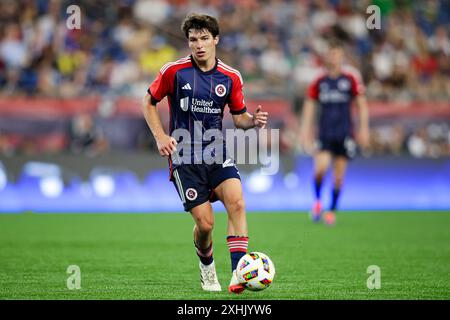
0, 211, 449, 300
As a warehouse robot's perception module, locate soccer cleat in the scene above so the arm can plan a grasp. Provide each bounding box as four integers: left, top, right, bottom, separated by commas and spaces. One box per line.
324, 211, 336, 226
310, 200, 322, 222
228, 269, 245, 294
199, 261, 222, 292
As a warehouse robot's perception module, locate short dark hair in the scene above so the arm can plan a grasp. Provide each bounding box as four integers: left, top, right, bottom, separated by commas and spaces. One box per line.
181, 13, 220, 39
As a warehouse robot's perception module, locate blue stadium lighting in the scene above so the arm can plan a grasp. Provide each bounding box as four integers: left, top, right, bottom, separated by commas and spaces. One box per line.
246, 171, 273, 194
284, 172, 300, 190
39, 175, 63, 198
0, 162, 7, 191
21, 162, 64, 198
91, 174, 115, 198
23, 162, 61, 177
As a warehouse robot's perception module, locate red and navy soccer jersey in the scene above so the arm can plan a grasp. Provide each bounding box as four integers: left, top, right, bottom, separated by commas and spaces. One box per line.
148, 55, 246, 170
307, 67, 365, 140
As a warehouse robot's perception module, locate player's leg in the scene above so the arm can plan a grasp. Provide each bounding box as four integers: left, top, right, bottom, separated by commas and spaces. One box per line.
191, 202, 214, 266
206, 160, 248, 292
190, 202, 222, 291
172, 166, 221, 291
214, 178, 247, 235
214, 177, 248, 293
214, 178, 248, 248
311, 150, 332, 221
324, 156, 347, 225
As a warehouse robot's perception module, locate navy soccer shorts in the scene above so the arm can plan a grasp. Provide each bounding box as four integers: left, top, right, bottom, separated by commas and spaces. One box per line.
171, 163, 241, 212
318, 136, 357, 159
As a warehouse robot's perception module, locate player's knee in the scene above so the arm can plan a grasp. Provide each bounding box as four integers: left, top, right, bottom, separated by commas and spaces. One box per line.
334, 178, 344, 188
197, 218, 214, 234
228, 198, 245, 215
315, 170, 326, 179
315, 172, 324, 181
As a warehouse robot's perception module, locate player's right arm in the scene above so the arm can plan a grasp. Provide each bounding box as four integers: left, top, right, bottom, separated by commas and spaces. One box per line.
300, 98, 316, 154
142, 64, 178, 158
300, 74, 323, 154
142, 94, 177, 157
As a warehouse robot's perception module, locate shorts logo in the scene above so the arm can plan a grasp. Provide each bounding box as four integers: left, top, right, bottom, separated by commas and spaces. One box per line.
222, 159, 235, 168
185, 188, 198, 201
215, 84, 226, 97
344, 137, 357, 158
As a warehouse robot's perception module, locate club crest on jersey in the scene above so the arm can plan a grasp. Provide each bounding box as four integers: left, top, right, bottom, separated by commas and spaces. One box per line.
215, 84, 226, 97
185, 188, 198, 201
338, 79, 350, 91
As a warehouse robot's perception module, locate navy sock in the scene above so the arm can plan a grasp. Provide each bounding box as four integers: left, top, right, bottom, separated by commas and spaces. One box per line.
330, 187, 341, 211
227, 236, 248, 272
314, 176, 323, 200
195, 241, 213, 266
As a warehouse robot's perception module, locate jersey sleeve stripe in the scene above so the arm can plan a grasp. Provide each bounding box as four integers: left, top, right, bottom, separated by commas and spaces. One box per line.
160, 58, 190, 75
218, 61, 244, 84
160, 56, 191, 75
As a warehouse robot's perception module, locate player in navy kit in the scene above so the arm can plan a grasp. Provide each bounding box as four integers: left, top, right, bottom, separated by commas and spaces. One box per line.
300, 41, 370, 225
142, 14, 268, 293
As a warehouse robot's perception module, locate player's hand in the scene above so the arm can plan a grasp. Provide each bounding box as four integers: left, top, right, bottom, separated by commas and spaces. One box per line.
358, 127, 370, 149
156, 135, 177, 157
253, 105, 268, 129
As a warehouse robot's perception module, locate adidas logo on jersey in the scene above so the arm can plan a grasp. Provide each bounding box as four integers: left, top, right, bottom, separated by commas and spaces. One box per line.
182, 83, 192, 90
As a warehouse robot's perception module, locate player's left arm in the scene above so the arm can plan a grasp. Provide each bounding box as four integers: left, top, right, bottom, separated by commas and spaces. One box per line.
355, 94, 370, 149
228, 72, 268, 130
232, 106, 268, 130
349, 70, 370, 148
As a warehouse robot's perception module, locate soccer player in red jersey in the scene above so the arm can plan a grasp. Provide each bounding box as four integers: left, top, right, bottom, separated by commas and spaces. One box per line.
300, 41, 370, 225
142, 14, 268, 293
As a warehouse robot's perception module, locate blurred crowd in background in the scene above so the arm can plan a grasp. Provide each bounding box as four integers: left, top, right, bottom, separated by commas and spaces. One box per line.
0, 0, 449, 158
1, 0, 449, 100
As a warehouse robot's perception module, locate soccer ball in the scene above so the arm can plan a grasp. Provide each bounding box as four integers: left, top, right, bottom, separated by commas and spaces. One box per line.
236, 252, 275, 291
